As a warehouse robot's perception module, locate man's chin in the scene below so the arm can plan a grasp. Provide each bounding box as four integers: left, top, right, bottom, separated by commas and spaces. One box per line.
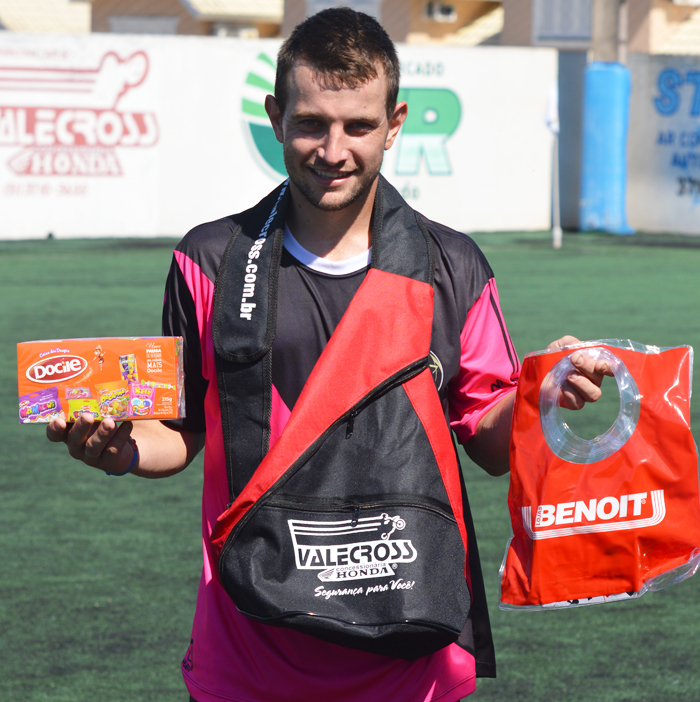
313, 194, 361, 212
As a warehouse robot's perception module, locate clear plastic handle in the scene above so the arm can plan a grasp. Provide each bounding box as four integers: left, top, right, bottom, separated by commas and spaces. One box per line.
539, 347, 641, 464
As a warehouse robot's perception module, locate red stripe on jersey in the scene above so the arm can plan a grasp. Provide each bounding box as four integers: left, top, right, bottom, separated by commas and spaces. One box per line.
450, 278, 519, 443
174, 249, 215, 363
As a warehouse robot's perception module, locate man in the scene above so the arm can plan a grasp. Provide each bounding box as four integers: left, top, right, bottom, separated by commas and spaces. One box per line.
48, 8, 610, 701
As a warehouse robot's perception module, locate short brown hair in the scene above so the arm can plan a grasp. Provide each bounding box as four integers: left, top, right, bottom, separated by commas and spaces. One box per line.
275, 8, 400, 118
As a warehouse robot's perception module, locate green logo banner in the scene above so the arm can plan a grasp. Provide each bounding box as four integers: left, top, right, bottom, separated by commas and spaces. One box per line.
242, 53, 287, 178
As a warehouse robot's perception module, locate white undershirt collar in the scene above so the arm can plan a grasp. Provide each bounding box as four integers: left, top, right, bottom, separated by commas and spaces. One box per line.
284, 225, 371, 276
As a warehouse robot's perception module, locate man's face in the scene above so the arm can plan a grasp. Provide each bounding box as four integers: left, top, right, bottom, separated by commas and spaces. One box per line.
265, 62, 406, 212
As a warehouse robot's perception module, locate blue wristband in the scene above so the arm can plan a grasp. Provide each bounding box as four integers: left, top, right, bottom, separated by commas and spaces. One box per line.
106, 440, 138, 476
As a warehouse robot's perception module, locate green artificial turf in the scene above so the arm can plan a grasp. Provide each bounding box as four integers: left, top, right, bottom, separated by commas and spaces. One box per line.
1, 232, 700, 701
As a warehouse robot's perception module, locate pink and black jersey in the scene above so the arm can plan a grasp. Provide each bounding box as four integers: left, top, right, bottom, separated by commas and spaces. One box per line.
162, 183, 519, 702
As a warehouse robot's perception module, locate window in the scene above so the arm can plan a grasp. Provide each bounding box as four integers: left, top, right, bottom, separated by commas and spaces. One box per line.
425, 2, 457, 23
306, 0, 381, 20
532, 0, 592, 47
108, 16, 180, 35
213, 24, 259, 38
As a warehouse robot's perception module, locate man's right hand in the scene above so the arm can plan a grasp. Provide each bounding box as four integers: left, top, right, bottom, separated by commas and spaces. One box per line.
47, 415, 136, 475
47, 415, 203, 479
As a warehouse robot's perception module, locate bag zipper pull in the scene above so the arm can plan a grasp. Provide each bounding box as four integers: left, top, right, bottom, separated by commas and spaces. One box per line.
351, 506, 360, 528
346, 409, 359, 439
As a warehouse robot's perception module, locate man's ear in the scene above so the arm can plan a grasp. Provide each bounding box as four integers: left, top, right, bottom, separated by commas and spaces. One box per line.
384, 100, 408, 151
265, 95, 284, 144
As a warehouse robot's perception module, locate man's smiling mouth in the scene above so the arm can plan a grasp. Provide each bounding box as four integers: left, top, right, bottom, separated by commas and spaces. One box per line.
311, 167, 353, 180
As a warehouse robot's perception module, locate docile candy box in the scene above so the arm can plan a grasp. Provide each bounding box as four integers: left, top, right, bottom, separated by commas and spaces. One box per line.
17, 337, 185, 424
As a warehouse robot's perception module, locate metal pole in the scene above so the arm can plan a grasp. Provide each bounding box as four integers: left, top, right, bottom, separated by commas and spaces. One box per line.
552, 133, 562, 250
591, 0, 620, 63
618, 0, 628, 66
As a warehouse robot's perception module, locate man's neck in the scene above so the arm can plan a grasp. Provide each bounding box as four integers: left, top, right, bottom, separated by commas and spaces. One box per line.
285, 180, 377, 261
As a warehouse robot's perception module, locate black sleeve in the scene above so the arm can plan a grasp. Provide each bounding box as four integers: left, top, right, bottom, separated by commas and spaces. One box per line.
161, 255, 208, 434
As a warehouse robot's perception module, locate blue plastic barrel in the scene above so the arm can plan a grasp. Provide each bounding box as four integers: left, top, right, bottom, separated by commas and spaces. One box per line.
580, 62, 634, 234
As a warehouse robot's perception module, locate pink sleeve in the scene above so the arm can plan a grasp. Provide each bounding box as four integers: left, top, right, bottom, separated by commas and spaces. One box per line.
449, 278, 520, 443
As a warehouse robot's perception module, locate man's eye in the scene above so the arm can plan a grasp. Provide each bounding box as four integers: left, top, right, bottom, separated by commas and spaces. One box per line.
347, 123, 373, 134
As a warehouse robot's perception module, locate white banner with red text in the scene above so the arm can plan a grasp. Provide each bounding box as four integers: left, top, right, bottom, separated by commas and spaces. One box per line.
0, 33, 556, 239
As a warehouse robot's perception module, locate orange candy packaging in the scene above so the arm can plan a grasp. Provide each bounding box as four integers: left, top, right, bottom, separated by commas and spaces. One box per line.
17, 337, 184, 424
500, 339, 700, 609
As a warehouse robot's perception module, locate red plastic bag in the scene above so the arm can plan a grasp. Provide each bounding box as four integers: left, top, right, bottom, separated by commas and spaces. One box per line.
500, 339, 700, 609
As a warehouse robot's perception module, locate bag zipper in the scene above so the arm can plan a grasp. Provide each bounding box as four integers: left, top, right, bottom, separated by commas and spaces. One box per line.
346, 409, 359, 439
265, 494, 456, 523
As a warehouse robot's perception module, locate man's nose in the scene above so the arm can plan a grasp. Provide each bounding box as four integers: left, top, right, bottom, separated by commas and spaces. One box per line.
317, 124, 347, 165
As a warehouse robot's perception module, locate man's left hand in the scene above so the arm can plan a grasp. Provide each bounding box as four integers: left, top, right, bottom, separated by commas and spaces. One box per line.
547, 335, 614, 410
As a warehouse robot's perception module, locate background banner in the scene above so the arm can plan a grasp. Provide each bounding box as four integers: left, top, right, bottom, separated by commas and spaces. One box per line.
628, 53, 700, 235
0, 33, 557, 239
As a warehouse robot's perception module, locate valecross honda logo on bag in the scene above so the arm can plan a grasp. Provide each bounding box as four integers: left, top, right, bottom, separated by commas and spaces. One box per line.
289, 513, 417, 583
